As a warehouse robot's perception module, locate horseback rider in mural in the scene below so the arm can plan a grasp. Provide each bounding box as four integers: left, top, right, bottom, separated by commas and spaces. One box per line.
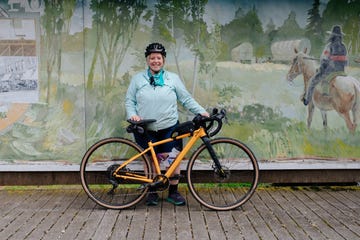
302, 25, 348, 106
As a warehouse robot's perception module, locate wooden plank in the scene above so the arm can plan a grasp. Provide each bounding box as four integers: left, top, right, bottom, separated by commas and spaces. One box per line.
217, 188, 244, 239
247, 189, 293, 239
8, 191, 57, 240
0, 190, 48, 239
75, 208, 107, 239
231, 206, 259, 239
217, 211, 243, 239
173, 190, 193, 239
0, 190, 22, 214
321, 190, 359, 219
327, 190, 360, 216
0, 185, 359, 240
186, 188, 210, 239
301, 190, 359, 240
272, 189, 327, 240
201, 188, 229, 239
109, 208, 134, 240
244, 193, 277, 240
120, 204, 147, 239
264, 189, 315, 239
203, 210, 227, 239
341, 190, 360, 214
261, 189, 308, 239
143, 194, 162, 240
91, 209, 119, 239
54, 193, 95, 239
25, 189, 79, 239
285, 189, 345, 240
160, 194, 176, 239
40, 189, 85, 240
0, 190, 33, 226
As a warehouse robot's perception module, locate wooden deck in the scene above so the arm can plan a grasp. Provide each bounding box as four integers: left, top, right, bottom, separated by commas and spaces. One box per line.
0, 185, 359, 240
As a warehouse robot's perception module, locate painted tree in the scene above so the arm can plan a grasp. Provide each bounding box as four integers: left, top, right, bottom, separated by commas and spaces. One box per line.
88, 0, 146, 94
344, 0, 360, 56
221, 7, 264, 59
275, 11, 304, 40
197, 23, 224, 105
265, 18, 277, 49
182, 0, 208, 95
322, 0, 359, 56
152, 0, 191, 81
305, 0, 323, 56
42, 0, 76, 104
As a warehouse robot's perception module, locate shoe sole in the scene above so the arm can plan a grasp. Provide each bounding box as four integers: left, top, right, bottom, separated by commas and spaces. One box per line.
166, 198, 186, 206
146, 201, 158, 206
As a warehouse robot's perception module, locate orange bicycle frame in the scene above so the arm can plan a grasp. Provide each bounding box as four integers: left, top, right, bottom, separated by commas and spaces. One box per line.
113, 127, 208, 182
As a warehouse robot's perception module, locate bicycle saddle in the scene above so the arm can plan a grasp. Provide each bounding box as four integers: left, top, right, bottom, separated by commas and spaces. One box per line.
127, 119, 156, 126
126, 119, 156, 134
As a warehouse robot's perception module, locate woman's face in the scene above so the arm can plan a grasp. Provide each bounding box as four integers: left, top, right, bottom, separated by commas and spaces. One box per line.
147, 53, 164, 74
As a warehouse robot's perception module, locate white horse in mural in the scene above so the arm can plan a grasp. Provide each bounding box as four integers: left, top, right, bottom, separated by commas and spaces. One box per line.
286, 48, 360, 133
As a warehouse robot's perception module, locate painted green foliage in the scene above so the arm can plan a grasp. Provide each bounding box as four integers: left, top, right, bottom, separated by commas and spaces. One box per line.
0, 0, 359, 164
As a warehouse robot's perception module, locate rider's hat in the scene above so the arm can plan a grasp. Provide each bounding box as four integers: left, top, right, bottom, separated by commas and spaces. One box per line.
327, 25, 345, 36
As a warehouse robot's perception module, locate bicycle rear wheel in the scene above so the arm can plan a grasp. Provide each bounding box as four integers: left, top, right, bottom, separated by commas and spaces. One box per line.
80, 137, 152, 209
187, 137, 259, 211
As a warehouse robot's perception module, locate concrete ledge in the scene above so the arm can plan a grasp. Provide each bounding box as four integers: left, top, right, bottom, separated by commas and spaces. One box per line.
1, 160, 359, 185
0, 169, 359, 185
1, 159, 359, 171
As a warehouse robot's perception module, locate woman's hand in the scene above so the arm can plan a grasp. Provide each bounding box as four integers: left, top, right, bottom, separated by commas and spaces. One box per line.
130, 115, 142, 121
201, 112, 210, 117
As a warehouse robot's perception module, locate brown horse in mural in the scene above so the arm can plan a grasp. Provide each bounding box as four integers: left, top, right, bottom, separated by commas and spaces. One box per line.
286, 48, 360, 133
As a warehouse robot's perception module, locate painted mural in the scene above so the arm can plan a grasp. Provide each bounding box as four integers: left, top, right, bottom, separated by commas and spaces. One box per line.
0, 0, 359, 169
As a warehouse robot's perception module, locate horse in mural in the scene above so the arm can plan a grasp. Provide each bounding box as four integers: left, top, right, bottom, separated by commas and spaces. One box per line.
286, 48, 360, 133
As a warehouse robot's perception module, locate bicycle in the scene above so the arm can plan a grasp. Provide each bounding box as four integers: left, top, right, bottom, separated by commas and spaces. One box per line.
80, 108, 259, 211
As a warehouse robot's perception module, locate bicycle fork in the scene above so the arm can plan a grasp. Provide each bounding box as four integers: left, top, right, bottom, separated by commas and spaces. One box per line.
201, 137, 227, 179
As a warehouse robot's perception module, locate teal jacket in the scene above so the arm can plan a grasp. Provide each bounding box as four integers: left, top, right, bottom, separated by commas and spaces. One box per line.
125, 70, 206, 131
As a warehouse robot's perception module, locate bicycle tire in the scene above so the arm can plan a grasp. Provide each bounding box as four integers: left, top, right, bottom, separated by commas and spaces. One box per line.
80, 137, 152, 209
187, 137, 259, 211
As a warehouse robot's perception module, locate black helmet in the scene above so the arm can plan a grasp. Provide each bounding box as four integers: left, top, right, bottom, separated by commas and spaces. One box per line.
145, 42, 166, 57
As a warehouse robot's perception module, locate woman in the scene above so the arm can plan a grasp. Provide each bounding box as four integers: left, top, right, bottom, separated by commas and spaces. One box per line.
125, 42, 209, 206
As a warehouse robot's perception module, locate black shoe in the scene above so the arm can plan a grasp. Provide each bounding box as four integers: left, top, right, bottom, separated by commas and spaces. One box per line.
166, 191, 186, 206
146, 192, 159, 206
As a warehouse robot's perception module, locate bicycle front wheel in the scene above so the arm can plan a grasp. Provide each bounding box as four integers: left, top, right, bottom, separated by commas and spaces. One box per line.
187, 137, 259, 211
80, 137, 152, 209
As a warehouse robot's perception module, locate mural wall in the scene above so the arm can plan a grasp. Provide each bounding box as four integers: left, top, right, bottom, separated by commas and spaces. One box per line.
0, 0, 359, 170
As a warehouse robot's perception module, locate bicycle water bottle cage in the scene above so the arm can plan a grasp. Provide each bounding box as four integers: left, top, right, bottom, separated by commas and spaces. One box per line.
171, 121, 195, 137
126, 119, 156, 134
